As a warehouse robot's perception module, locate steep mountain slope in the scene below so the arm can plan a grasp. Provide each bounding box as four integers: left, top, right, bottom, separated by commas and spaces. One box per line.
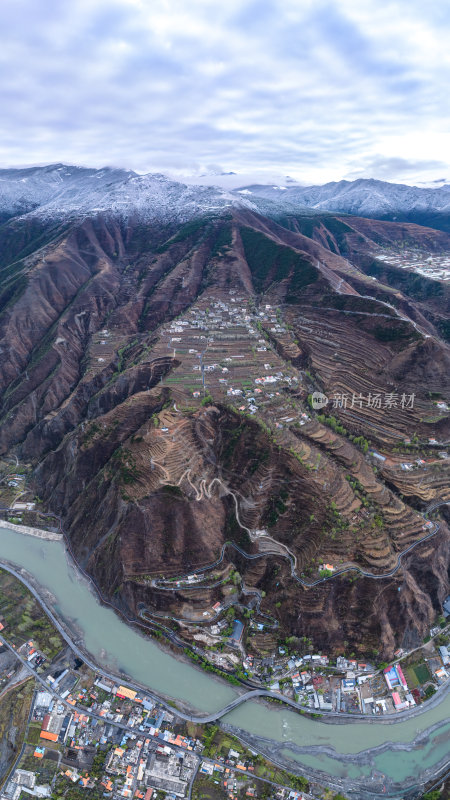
274, 212, 450, 341
0, 175, 449, 662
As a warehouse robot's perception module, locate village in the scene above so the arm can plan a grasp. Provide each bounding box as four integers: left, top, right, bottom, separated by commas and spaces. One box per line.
371, 245, 450, 282
176, 608, 450, 716
0, 636, 312, 800
1, 613, 450, 800
0, 558, 449, 800
158, 291, 303, 412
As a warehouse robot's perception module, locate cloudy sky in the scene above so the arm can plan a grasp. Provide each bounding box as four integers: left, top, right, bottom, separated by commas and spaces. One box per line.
0, 0, 449, 185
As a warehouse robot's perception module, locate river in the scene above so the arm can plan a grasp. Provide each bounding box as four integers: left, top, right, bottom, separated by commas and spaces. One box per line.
0, 525, 448, 796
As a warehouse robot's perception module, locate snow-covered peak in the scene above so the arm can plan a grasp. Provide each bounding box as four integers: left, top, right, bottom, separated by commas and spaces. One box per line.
0, 164, 257, 223
237, 177, 450, 217
0, 164, 135, 218
2, 164, 450, 224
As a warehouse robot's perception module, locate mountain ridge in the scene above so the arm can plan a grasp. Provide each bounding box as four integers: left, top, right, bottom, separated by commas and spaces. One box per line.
0, 201, 448, 660
3, 164, 450, 229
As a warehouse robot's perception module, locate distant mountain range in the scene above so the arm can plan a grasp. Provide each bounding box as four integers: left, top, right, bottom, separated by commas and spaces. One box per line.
2, 164, 450, 229
238, 177, 450, 218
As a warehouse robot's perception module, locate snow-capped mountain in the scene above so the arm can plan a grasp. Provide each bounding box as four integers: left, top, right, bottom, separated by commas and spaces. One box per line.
0, 164, 256, 223
0, 164, 134, 218
237, 178, 450, 217
2, 164, 450, 224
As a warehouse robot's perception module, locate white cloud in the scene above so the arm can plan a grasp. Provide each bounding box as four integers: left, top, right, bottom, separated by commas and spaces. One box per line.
0, 0, 448, 184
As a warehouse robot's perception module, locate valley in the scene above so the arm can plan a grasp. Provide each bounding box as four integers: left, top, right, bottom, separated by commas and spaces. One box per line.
0, 183, 447, 667
0, 166, 449, 800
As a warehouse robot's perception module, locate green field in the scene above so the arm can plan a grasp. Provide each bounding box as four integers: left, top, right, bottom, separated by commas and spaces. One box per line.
413, 663, 432, 684
192, 775, 226, 800
26, 723, 43, 745
0, 569, 64, 660
21, 751, 60, 783
0, 680, 34, 789
405, 662, 431, 687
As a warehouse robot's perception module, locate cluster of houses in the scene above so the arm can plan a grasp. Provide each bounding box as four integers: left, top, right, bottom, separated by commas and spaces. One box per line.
2, 674, 201, 800
189, 624, 450, 719
13, 637, 46, 669
1, 660, 312, 800
237, 641, 450, 715
199, 748, 306, 800
374, 247, 450, 282
160, 294, 300, 414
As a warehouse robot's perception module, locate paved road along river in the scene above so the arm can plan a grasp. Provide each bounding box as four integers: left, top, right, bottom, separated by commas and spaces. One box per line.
0, 525, 448, 797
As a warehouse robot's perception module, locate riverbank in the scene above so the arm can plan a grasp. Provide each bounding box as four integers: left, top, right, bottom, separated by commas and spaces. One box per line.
0, 557, 238, 719
1, 522, 450, 724
224, 722, 450, 800
1, 524, 450, 797
2, 517, 245, 703
2, 549, 450, 729
0, 519, 61, 541
4, 511, 449, 720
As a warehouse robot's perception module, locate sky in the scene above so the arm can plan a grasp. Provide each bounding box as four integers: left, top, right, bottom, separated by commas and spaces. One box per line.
0, 0, 449, 186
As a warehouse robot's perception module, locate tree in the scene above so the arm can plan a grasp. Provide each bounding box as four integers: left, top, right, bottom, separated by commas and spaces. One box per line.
202, 724, 219, 757
319, 569, 333, 578
289, 776, 309, 791
90, 746, 109, 778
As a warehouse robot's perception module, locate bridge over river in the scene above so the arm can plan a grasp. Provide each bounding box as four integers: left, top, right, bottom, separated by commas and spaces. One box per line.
0, 524, 449, 799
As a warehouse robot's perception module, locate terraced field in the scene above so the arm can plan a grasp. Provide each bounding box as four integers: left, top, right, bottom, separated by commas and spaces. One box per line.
0, 209, 448, 658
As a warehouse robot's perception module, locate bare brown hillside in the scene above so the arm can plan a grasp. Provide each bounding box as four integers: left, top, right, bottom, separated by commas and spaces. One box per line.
0, 209, 449, 660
